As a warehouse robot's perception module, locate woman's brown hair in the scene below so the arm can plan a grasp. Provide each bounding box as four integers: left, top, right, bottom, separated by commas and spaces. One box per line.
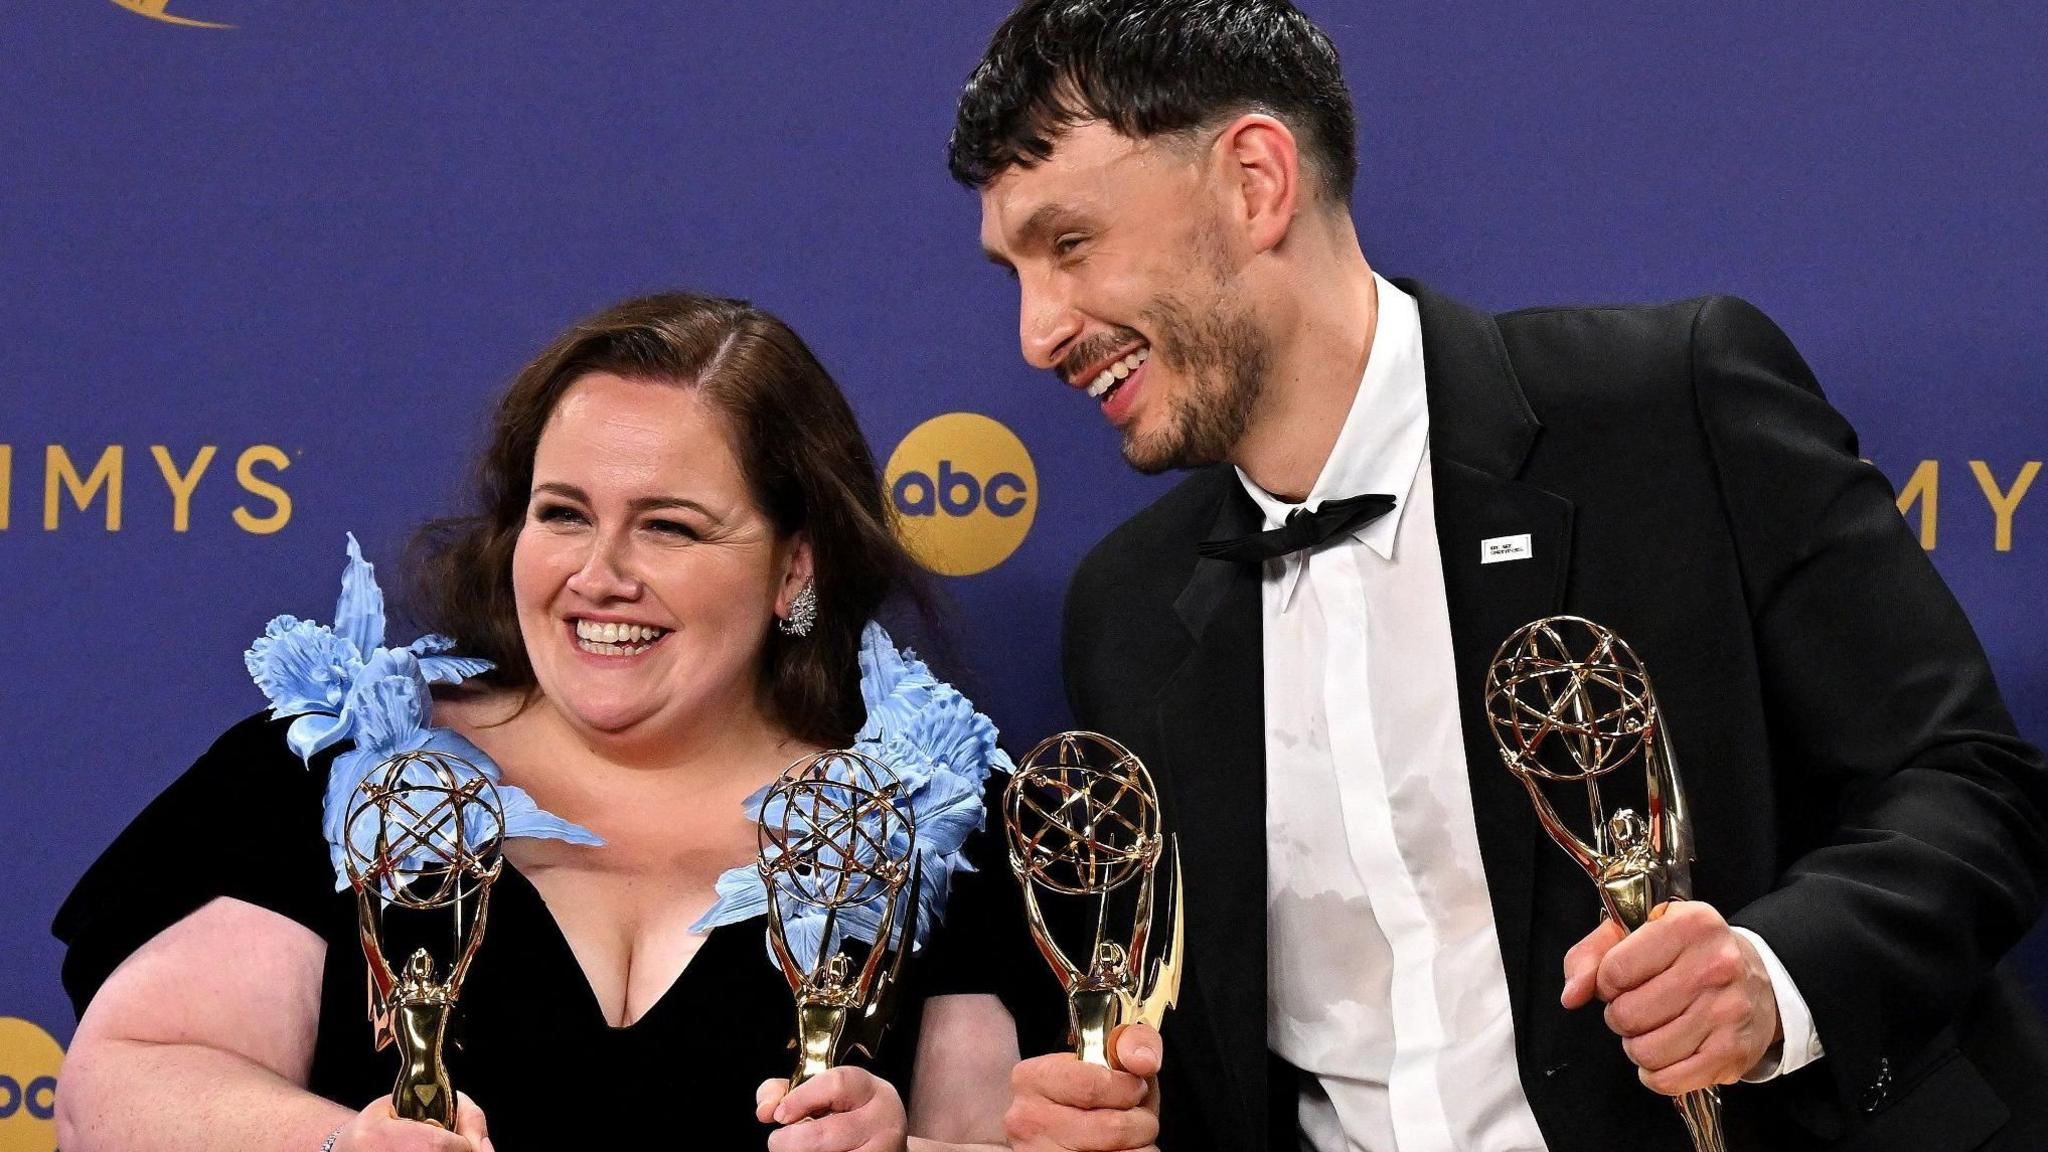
409, 291, 927, 748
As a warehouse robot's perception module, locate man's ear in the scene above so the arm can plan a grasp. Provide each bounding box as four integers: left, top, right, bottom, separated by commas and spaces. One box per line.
1214, 112, 1302, 254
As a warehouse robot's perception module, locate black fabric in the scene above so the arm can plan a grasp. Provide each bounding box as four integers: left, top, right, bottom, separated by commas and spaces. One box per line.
1194, 492, 1396, 563
53, 712, 1049, 1150
1060, 284, 2048, 1152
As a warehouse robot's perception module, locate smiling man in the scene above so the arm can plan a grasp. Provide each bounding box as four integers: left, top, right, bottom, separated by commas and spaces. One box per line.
949, 2, 2048, 1151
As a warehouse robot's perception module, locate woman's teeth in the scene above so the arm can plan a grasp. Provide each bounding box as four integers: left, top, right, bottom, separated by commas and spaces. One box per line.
574, 620, 667, 655
1086, 346, 1150, 400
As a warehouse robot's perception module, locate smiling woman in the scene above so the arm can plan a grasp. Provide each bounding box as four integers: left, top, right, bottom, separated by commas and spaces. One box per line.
49, 294, 1029, 1152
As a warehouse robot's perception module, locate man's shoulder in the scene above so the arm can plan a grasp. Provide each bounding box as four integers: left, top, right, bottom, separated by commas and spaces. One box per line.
1492, 294, 1722, 357
1486, 292, 1788, 362
1069, 466, 1235, 604
1479, 293, 1794, 415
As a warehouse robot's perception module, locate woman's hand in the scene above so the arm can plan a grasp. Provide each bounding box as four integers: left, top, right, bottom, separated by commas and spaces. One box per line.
755, 1067, 908, 1152
333, 1092, 493, 1152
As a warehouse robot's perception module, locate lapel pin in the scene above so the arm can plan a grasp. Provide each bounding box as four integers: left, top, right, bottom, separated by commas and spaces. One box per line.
1481, 533, 1533, 564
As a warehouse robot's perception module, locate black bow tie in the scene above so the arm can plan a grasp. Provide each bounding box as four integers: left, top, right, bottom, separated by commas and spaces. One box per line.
1197, 492, 1397, 564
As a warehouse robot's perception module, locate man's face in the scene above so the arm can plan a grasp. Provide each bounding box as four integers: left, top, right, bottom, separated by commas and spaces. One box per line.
979, 121, 1269, 474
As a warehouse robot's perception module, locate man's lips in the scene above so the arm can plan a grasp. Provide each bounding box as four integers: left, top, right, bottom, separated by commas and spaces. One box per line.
1099, 355, 1149, 427
1065, 342, 1151, 395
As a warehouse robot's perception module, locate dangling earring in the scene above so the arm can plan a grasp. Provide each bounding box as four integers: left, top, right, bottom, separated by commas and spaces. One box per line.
778, 580, 817, 637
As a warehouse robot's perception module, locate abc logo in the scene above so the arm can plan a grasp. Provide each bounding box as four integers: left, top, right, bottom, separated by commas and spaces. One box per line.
884, 413, 1036, 577
0, 1018, 61, 1152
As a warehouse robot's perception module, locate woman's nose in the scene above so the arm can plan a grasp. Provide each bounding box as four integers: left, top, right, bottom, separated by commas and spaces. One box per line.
565, 535, 642, 601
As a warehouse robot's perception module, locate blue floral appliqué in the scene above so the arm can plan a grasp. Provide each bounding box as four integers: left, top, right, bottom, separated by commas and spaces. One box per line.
692, 622, 1013, 963
246, 534, 602, 888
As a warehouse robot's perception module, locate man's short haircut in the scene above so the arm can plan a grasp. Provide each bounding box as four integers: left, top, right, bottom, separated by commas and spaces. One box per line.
948, 0, 1358, 206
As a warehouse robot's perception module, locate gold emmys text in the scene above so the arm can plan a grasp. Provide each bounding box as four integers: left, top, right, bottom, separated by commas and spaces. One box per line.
0, 444, 292, 534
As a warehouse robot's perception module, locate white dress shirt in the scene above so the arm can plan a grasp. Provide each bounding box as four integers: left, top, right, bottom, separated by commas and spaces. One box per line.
1253, 275, 1820, 1152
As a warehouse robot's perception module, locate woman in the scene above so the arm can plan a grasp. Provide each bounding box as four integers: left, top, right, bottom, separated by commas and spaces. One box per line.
52, 293, 1029, 1151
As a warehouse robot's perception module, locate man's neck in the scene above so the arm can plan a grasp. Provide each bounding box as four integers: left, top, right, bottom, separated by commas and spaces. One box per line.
1230, 242, 1380, 502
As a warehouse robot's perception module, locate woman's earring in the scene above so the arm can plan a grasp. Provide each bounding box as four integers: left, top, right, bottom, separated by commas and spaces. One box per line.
778, 580, 817, 637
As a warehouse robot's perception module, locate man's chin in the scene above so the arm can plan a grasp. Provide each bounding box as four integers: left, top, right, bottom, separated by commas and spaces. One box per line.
1121, 431, 1216, 476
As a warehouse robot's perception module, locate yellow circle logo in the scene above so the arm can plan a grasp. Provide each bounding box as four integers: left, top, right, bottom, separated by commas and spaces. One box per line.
884, 413, 1037, 577
0, 1018, 61, 1152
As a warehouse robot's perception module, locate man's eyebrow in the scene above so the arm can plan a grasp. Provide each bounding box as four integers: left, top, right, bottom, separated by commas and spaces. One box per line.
986, 202, 1084, 266
1016, 201, 1079, 246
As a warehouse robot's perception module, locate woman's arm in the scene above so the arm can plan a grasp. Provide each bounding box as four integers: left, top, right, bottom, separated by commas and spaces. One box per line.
56, 896, 481, 1152
907, 993, 1015, 1149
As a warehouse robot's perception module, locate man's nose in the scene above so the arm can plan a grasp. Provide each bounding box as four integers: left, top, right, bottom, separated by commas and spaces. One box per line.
1019, 275, 1082, 373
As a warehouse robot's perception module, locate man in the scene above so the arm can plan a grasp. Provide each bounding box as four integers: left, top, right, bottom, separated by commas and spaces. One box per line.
947, 2, 2048, 1150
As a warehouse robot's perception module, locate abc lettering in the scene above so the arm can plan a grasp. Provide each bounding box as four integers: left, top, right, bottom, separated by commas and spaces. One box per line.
892, 460, 1029, 518
0, 1073, 57, 1120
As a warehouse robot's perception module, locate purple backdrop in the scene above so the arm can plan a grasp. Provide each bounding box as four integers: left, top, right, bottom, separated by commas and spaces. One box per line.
2, 0, 2042, 1116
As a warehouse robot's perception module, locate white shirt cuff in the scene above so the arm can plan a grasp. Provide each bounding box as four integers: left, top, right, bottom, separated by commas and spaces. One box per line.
1732, 926, 1825, 1081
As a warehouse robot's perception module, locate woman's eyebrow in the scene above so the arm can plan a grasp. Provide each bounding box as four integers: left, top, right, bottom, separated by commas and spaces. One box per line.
531, 483, 716, 519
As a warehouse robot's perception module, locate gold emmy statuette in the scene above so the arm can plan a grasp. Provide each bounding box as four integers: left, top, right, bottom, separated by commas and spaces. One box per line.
342, 750, 505, 1130
758, 750, 920, 1089
1003, 731, 1183, 1070
1485, 616, 1725, 1152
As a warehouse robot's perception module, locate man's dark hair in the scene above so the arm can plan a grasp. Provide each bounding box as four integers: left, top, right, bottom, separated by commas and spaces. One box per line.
948, 0, 1357, 205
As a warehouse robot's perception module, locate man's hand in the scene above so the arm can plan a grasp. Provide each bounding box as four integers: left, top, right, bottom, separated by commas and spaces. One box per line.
755, 1066, 908, 1152
1005, 1024, 1163, 1152
333, 1092, 491, 1152
1561, 901, 1782, 1095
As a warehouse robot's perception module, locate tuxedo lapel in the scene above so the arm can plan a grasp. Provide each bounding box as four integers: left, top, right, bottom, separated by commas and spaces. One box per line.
1403, 279, 1576, 1044
1153, 482, 1270, 1148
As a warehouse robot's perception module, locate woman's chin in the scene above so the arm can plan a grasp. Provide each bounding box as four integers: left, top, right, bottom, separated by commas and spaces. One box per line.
548, 694, 666, 740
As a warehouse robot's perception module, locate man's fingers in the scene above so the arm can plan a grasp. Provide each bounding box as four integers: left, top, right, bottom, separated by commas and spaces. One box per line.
1561, 918, 1625, 1008
766, 1107, 865, 1152
1596, 902, 1729, 1001
756, 1078, 791, 1124
1012, 1053, 1151, 1111
1620, 998, 1716, 1072
1640, 1044, 1730, 1097
452, 1092, 491, 1152
1602, 961, 1701, 1038
772, 1067, 876, 1124
1111, 1023, 1164, 1078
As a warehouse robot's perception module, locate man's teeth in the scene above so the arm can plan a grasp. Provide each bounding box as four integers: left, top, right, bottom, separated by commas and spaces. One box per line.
1086, 347, 1150, 399
574, 620, 668, 653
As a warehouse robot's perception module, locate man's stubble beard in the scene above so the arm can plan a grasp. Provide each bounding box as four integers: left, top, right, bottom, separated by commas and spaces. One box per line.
1120, 284, 1270, 476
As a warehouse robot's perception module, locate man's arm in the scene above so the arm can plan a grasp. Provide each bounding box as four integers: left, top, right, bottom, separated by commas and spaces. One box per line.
1689, 293, 2048, 1107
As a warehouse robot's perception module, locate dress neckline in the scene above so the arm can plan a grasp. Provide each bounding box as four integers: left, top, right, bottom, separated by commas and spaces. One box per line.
491, 861, 763, 1034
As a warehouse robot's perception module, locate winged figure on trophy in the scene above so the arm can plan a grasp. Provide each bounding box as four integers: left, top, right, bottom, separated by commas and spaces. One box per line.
342, 749, 506, 1130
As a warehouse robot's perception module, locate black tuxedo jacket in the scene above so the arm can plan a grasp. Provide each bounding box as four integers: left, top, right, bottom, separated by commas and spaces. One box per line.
1059, 282, 2048, 1151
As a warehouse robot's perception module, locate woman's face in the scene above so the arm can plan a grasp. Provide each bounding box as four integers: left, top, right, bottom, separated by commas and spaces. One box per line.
512, 372, 809, 744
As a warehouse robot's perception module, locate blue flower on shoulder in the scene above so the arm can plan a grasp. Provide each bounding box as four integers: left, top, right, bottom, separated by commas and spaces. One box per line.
245, 534, 602, 888
693, 622, 1013, 962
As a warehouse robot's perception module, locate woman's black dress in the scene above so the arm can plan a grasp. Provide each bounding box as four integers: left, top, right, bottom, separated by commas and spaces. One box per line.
53, 713, 1050, 1149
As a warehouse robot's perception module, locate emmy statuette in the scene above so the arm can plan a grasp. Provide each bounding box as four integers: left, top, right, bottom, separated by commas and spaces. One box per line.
1003, 731, 1183, 1070
758, 749, 920, 1089
1486, 616, 1725, 1152
342, 749, 505, 1130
